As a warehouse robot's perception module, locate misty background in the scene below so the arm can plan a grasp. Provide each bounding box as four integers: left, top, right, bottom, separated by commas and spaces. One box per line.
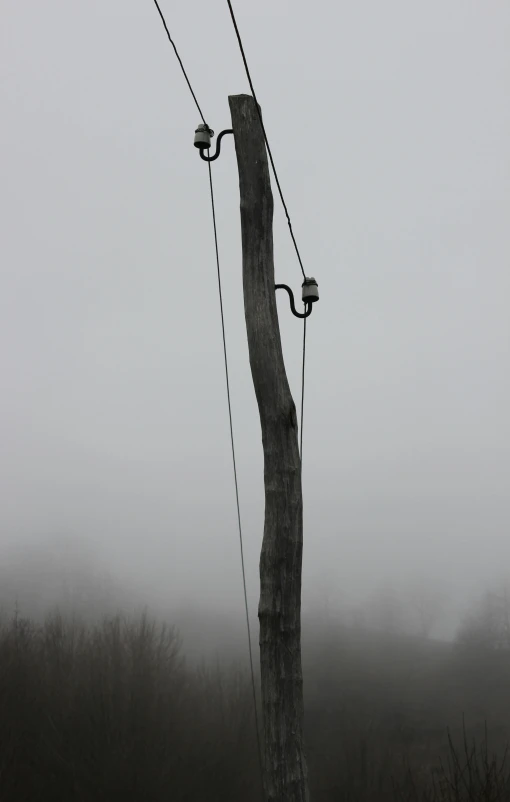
1, 1, 509, 650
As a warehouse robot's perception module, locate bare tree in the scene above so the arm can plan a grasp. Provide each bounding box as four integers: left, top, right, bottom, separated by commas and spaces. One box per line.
457, 583, 510, 651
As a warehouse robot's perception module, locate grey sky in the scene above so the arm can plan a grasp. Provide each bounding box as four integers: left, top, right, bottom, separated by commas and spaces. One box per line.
1, 1, 509, 629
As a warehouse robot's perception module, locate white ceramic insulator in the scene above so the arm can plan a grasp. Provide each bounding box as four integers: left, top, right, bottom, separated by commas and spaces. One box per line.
302, 279, 319, 303
194, 129, 211, 149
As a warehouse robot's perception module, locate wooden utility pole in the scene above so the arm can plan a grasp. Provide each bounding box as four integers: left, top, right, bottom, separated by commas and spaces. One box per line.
228, 94, 310, 802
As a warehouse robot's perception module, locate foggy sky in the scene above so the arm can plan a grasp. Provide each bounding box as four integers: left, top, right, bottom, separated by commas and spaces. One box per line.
1, 1, 509, 633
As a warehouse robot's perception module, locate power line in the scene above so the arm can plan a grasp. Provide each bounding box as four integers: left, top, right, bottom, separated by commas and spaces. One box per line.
148, 1, 263, 786
225, 0, 310, 465
206, 160, 264, 788
300, 316, 306, 461
226, 0, 306, 281
150, 0, 206, 124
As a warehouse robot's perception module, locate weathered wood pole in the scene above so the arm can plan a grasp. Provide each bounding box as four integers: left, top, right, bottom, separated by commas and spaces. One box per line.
228, 94, 309, 802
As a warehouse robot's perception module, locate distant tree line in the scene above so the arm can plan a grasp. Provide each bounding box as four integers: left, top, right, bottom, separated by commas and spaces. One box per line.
0, 603, 509, 801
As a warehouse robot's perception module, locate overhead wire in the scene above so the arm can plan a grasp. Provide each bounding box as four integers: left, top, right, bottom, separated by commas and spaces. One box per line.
226, 0, 306, 281
226, 0, 310, 461
300, 316, 306, 460
149, 0, 264, 788
151, 0, 206, 124
205, 159, 264, 785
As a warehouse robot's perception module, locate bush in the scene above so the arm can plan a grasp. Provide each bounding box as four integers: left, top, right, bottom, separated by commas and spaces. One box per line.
0, 610, 261, 802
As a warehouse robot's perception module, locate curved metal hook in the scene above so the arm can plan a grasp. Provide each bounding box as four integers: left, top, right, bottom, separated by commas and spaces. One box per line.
275, 284, 313, 319
199, 129, 234, 162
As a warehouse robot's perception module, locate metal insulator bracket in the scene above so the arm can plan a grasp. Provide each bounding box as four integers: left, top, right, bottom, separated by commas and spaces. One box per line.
194, 124, 233, 162
275, 278, 319, 319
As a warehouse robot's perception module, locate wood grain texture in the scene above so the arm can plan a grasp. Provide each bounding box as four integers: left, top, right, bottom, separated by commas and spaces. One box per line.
229, 94, 309, 802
